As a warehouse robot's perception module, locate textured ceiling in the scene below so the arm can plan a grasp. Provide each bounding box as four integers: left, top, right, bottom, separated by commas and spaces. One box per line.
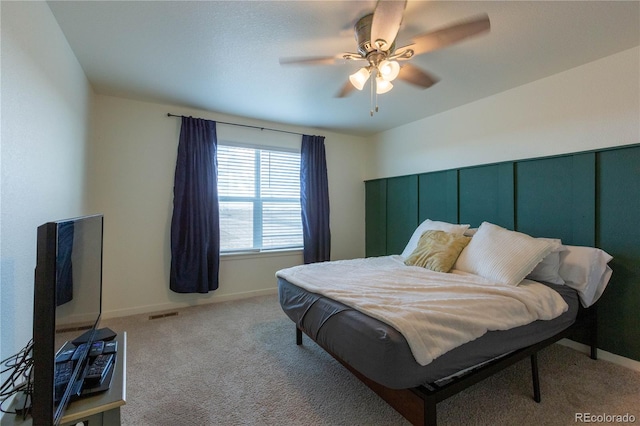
48, 1, 640, 136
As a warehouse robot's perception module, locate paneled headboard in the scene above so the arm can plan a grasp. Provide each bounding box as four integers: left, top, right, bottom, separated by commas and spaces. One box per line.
365, 143, 640, 362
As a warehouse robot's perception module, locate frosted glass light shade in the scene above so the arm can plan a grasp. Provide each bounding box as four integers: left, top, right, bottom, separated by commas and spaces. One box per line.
378, 60, 400, 81
349, 67, 371, 90
376, 77, 393, 94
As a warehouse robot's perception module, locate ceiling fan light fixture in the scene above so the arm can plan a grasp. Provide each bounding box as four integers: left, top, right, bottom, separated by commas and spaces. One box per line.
378, 60, 400, 81
349, 67, 371, 91
375, 76, 393, 94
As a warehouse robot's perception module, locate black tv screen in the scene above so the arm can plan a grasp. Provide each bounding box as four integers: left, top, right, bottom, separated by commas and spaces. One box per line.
32, 214, 104, 425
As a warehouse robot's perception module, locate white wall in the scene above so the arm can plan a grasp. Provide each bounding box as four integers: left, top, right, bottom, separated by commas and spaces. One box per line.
0, 2, 93, 361
89, 95, 368, 318
367, 47, 640, 180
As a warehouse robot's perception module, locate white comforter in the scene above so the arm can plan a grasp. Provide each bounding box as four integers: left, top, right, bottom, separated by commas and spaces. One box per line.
276, 255, 568, 366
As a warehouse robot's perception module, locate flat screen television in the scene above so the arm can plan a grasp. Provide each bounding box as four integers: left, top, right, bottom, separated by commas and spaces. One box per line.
32, 214, 106, 425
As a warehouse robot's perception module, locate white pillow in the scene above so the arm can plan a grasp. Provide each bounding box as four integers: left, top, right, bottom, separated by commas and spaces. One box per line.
558, 245, 613, 307
526, 239, 566, 285
401, 219, 470, 258
454, 222, 555, 286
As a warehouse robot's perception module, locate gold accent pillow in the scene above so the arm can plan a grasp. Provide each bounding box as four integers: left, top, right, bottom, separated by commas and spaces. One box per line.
404, 230, 471, 273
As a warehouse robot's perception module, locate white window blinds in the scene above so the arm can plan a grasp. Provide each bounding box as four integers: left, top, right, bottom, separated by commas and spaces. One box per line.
218, 144, 303, 252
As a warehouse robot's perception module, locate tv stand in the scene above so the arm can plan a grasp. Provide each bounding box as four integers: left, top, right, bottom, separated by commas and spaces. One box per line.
6, 332, 127, 426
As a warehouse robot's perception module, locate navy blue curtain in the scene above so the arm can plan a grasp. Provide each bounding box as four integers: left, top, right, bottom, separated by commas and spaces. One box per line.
170, 117, 219, 293
300, 135, 331, 263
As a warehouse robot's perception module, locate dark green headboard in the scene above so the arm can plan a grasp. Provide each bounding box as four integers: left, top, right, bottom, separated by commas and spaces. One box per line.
365, 144, 640, 362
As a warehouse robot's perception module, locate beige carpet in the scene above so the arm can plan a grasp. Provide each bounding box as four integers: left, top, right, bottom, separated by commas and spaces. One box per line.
102, 295, 640, 426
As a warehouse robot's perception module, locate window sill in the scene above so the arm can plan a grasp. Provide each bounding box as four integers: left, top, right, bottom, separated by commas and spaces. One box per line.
220, 248, 303, 261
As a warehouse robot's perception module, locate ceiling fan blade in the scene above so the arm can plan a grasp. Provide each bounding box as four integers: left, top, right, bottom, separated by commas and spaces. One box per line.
371, 0, 407, 51
279, 52, 365, 66
397, 63, 439, 89
279, 56, 342, 66
336, 80, 357, 98
410, 13, 490, 56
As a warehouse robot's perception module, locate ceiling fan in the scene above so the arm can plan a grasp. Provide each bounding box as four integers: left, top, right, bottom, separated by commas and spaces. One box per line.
280, 0, 490, 115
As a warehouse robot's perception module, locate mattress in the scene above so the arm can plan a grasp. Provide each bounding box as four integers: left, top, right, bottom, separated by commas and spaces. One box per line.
278, 277, 580, 389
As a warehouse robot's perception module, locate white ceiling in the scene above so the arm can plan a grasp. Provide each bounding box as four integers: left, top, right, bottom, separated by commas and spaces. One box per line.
48, 1, 640, 136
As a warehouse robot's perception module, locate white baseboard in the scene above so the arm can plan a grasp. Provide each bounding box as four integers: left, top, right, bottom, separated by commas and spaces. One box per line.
101, 287, 278, 320
557, 338, 640, 372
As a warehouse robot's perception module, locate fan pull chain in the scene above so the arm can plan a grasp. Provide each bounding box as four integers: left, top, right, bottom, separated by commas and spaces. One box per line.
370, 75, 374, 116
370, 72, 381, 116
370, 72, 381, 115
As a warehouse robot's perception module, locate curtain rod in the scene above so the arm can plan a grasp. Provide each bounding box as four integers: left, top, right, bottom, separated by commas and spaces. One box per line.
167, 113, 305, 136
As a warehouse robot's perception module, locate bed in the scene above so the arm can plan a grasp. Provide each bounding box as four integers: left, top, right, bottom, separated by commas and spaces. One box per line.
276, 220, 611, 425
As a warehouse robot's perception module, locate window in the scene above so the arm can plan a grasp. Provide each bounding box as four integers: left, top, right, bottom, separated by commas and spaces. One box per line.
218, 144, 303, 252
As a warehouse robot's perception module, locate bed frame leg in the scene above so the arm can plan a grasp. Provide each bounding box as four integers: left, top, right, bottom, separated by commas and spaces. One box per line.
423, 395, 437, 426
296, 326, 302, 346
589, 306, 598, 360
531, 353, 541, 403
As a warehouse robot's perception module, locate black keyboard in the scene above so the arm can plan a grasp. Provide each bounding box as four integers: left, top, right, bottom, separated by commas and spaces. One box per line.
83, 353, 114, 386
54, 361, 74, 402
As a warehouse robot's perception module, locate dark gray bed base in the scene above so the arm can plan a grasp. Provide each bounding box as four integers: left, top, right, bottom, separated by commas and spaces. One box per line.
294, 306, 597, 426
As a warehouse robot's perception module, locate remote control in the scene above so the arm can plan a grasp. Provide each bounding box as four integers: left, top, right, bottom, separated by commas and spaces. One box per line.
55, 348, 76, 363
103, 341, 117, 354
89, 340, 105, 357
53, 361, 75, 402
71, 343, 88, 361
83, 353, 114, 385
